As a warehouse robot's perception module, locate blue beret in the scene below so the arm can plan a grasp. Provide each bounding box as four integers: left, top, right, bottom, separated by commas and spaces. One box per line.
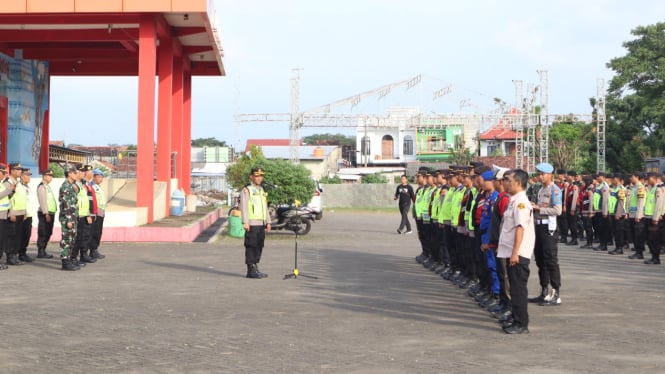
481, 170, 495, 181
535, 163, 554, 174
92, 168, 104, 176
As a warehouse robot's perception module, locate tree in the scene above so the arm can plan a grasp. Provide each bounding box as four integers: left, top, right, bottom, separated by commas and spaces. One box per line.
605, 22, 665, 170
548, 121, 594, 171
302, 133, 355, 146
191, 137, 227, 147
321, 175, 342, 184
361, 173, 388, 184
226, 145, 315, 205
49, 162, 65, 178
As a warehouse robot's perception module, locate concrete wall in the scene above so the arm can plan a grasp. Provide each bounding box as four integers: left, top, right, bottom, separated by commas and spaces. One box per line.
321, 183, 409, 208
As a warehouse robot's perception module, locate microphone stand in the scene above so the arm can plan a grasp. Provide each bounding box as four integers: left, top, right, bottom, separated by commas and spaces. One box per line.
282, 195, 317, 280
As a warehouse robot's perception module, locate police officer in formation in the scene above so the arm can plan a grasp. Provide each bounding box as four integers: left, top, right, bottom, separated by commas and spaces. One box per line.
36, 169, 57, 259
0, 163, 108, 271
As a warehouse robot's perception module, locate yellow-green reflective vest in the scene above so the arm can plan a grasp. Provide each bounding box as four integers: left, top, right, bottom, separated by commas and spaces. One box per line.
0, 182, 9, 211
593, 185, 603, 211
466, 187, 478, 231
628, 183, 643, 213
451, 186, 466, 227
77, 182, 90, 216
430, 187, 442, 222
93, 184, 106, 210
247, 185, 267, 221
644, 186, 657, 217
10, 183, 27, 211
439, 186, 455, 222
40, 182, 57, 212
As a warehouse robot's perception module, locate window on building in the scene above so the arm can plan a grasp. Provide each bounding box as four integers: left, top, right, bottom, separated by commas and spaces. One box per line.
403, 135, 413, 155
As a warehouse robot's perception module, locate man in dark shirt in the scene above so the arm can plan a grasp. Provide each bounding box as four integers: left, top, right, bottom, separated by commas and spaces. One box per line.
394, 174, 414, 234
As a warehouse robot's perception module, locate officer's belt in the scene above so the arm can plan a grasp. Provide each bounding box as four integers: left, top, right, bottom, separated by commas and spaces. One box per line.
536, 219, 549, 225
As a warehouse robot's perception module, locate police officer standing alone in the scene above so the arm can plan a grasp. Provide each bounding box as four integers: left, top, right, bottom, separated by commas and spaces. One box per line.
59, 167, 80, 271
241, 167, 271, 279
6, 163, 26, 265
36, 169, 57, 259
530, 163, 563, 306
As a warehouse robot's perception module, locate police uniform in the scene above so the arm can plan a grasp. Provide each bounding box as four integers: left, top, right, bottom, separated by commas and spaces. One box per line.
89, 169, 107, 260
580, 178, 596, 248
628, 176, 647, 259
59, 167, 80, 271
74, 165, 97, 265
608, 177, 628, 255
530, 163, 563, 306
592, 174, 611, 250
241, 167, 270, 278
564, 171, 580, 245
556, 170, 569, 244
643, 174, 663, 264
0, 163, 11, 270
6, 163, 26, 266
414, 168, 431, 264
36, 169, 57, 259
17, 168, 35, 263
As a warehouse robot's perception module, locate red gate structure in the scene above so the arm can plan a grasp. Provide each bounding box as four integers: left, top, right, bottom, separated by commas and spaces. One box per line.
0, 0, 225, 223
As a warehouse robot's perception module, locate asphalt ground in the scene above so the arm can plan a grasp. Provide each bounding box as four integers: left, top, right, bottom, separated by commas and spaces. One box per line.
1, 211, 664, 373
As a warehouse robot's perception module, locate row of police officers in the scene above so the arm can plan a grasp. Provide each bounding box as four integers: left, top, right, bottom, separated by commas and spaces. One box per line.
411, 162, 564, 334
529, 169, 664, 264
0, 162, 106, 271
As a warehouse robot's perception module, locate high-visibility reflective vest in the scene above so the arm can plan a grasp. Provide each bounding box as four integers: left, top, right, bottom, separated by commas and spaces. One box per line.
0, 181, 9, 211
629, 183, 644, 213
644, 186, 657, 217
77, 182, 90, 216
451, 186, 466, 227
247, 185, 267, 221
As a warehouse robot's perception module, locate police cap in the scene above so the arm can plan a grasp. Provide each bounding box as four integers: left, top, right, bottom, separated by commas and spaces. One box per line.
535, 163, 554, 174
568, 170, 577, 177
21, 168, 32, 176
41, 169, 54, 176
250, 167, 265, 176
9, 162, 22, 171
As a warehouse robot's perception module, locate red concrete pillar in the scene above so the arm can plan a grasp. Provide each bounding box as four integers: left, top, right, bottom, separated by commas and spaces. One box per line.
171, 57, 183, 189
137, 15, 157, 223
156, 36, 173, 217
182, 62, 192, 194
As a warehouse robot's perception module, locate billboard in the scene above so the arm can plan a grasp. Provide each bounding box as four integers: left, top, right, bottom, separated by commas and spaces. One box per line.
0, 52, 49, 171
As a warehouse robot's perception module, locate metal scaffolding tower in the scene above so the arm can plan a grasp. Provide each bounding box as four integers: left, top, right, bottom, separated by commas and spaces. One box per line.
538, 70, 549, 164
526, 83, 537, 173
596, 78, 606, 172
512, 80, 524, 169
289, 68, 302, 163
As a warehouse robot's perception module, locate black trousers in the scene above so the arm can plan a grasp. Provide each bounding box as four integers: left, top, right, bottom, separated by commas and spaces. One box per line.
534, 223, 561, 290
507, 256, 530, 328
90, 216, 105, 250
423, 222, 435, 260
398, 204, 411, 232
612, 216, 627, 249
557, 214, 569, 241
474, 233, 489, 288
0, 218, 6, 255
445, 225, 458, 269
416, 219, 425, 255
244, 225, 266, 265
427, 223, 441, 262
630, 218, 646, 254
581, 214, 594, 244
594, 213, 610, 245
5, 215, 24, 256
439, 224, 450, 265
19, 216, 32, 256
645, 218, 662, 261
74, 217, 93, 258
566, 211, 579, 240
456, 231, 470, 275
37, 212, 55, 250
496, 255, 511, 305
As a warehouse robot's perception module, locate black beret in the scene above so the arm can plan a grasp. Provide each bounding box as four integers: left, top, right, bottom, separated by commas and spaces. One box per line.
568, 171, 577, 176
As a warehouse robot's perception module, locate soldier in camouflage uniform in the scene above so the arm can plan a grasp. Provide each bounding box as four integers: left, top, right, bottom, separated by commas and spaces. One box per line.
59, 167, 80, 271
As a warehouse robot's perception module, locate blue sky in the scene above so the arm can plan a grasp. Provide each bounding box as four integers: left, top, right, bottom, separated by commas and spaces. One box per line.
49, 0, 665, 149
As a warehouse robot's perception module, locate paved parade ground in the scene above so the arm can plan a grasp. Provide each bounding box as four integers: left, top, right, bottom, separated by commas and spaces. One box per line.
1, 210, 665, 373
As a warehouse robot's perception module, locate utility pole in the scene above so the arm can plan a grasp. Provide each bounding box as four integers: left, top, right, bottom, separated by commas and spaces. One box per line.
290, 68, 302, 163
538, 70, 549, 164
513, 80, 524, 170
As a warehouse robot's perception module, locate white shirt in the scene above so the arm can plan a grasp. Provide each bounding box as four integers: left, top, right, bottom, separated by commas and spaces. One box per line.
498, 190, 536, 259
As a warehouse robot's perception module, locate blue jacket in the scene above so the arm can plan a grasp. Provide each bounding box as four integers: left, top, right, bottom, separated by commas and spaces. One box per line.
480, 190, 499, 245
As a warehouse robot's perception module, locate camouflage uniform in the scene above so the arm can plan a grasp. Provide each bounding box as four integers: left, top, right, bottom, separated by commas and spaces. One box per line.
59, 179, 78, 258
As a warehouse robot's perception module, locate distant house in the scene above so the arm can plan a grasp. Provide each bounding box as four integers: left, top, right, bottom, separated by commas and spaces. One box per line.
355, 107, 477, 165
253, 145, 342, 180
478, 127, 520, 157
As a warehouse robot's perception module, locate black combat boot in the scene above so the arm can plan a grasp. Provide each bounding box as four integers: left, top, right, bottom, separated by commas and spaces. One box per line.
37, 247, 54, 259
91, 249, 106, 259
7, 254, 23, 266
18, 253, 33, 262
254, 264, 268, 278
528, 287, 548, 303
246, 264, 261, 279
80, 250, 97, 263
61, 258, 80, 271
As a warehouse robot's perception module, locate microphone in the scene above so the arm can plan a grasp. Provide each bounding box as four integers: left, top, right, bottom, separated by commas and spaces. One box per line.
263, 181, 279, 189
